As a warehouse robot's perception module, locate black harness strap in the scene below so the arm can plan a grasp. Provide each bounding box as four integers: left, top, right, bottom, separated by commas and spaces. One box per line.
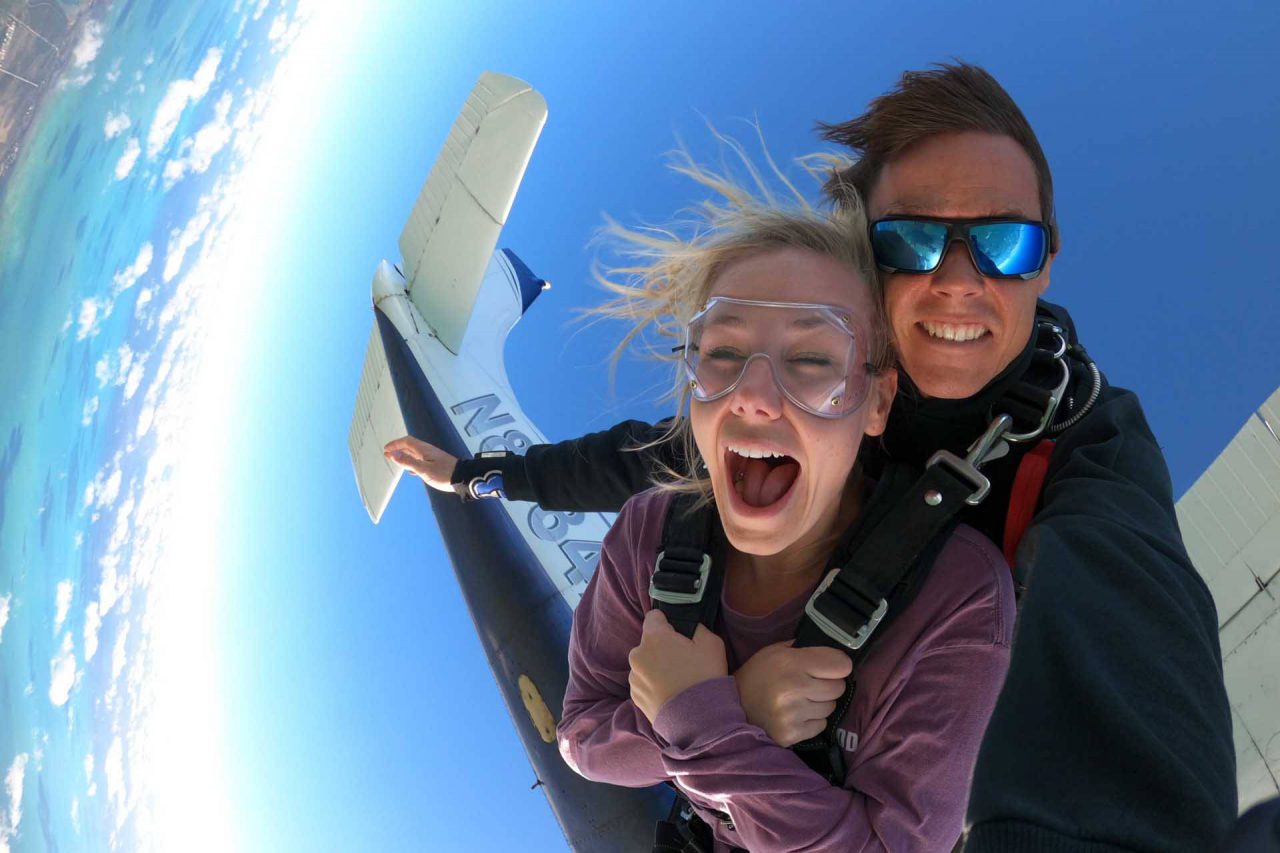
650, 492, 723, 639
790, 459, 976, 781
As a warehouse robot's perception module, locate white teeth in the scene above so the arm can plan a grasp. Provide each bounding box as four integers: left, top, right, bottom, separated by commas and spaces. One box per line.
921, 321, 989, 342
726, 444, 786, 459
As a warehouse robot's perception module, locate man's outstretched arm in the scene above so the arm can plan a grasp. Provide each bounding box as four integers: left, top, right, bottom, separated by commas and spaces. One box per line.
386, 418, 675, 511
964, 386, 1237, 852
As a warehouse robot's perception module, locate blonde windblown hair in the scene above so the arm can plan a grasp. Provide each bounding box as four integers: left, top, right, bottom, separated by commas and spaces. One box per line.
587, 138, 895, 509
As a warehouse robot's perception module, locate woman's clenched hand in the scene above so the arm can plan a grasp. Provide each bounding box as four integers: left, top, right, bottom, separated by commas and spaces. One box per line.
733, 641, 852, 747
628, 610, 728, 724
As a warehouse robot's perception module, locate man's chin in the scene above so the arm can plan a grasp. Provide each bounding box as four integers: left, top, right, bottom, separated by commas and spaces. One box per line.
906, 365, 997, 400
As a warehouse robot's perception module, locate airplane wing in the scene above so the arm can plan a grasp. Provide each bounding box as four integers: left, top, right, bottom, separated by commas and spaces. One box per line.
398, 71, 547, 354
1176, 384, 1280, 811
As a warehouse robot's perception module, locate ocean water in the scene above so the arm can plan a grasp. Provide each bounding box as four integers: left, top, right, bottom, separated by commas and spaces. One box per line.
0, 1, 296, 849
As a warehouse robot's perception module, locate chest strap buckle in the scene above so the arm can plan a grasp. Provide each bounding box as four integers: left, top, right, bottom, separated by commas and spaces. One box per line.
650, 550, 712, 605
805, 568, 889, 650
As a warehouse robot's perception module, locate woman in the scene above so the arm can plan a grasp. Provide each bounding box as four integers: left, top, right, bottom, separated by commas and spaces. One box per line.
388, 158, 1014, 852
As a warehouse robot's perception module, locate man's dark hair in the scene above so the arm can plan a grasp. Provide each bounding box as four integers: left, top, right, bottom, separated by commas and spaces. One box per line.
820, 61, 1058, 251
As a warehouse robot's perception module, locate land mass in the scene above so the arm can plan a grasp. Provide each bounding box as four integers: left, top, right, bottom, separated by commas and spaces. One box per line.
0, 0, 101, 198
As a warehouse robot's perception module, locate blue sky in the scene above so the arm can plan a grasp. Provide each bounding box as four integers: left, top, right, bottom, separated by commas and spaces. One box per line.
15, 1, 1275, 850
205, 3, 1280, 850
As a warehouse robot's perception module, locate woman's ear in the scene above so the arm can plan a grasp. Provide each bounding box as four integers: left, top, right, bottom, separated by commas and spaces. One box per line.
862, 367, 898, 438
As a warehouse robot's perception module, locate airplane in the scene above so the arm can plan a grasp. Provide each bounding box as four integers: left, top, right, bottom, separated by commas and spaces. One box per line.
347, 71, 1280, 849
345, 72, 667, 851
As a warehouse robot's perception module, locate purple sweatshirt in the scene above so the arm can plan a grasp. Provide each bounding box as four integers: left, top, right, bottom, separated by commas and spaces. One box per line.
557, 488, 1015, 852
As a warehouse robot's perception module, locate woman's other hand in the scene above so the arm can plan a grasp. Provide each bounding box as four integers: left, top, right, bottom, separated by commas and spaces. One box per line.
628, 610, 728, 724
733, 641, 852, 747
383, 436, 458, 492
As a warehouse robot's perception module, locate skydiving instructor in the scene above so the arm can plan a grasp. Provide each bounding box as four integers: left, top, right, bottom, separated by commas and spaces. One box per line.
386, 63, 1237, 851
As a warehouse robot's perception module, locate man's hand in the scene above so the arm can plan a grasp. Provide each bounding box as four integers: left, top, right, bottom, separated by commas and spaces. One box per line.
383, 436, 458, 492
629, 611, 728, 724
733, 641, 852, 747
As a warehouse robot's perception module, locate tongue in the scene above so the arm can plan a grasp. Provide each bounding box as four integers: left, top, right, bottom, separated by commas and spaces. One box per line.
740, 457, 800, 508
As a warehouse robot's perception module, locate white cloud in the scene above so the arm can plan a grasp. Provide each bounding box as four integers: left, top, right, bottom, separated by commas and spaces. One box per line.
72, 21, 104, 69
162, 205, 214, 283
135, 401, 156, 439
0, 594, 9, 644
95, 343, 137, 389
134, 288, 153, 319
84, 601, 102, 662
104, 111, 132, 140
104, 736, 126, 824
268, 13, 289, 41
54, 581, 74, 633
163, 92, 234, 189
100, 468, 123, 508
70, 796, 80, 832
114, 136, 141, 181
98, 553, 120, 617
110, 624, 130, 696
252, 0, 271, 20
49, 632, 77, 706
267, 13, 304, 54
124, 355, 147, 400
147, 48, 222, 159
81, 396, 99, 427
113, 243, 153, 294
75, 298, 101, 340
2, 753, 28, 850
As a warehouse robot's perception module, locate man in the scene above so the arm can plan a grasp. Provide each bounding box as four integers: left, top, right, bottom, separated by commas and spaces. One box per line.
387, 63, 1237, 850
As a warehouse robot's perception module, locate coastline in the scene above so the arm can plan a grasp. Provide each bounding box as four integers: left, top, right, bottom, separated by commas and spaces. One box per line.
0, 0, 106, 204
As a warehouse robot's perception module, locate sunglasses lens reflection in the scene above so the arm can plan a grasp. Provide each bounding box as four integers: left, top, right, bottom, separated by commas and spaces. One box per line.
870, 220, 947, 272
969, 222, 1047, 278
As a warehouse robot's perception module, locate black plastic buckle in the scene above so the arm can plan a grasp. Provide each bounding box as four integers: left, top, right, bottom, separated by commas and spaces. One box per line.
804, 569, 888, 650
650, 550, 712, 605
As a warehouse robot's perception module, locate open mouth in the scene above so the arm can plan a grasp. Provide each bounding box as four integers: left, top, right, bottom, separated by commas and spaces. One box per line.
724, 444, 801, 510
918, 320, 991, 344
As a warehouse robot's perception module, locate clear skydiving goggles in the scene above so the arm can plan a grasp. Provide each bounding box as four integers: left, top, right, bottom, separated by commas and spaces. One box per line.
677, 297, 877, 419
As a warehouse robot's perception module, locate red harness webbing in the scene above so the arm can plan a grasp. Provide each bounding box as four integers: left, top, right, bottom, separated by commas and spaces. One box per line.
1003, 439, 1056, 565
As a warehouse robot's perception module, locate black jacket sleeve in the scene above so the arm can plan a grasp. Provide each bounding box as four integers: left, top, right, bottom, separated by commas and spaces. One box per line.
965, 386, 1237, 852
453, 418, 678, 511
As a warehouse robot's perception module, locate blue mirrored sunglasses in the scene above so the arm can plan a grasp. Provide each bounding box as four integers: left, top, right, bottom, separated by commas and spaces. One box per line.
869, 217, 1050, 281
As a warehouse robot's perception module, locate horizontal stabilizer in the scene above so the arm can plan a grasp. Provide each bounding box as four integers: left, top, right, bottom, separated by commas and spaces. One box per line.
348, 325, 408, 523
398, 72, 547, 353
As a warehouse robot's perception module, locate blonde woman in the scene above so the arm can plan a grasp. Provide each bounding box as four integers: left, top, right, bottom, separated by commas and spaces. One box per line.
529, 159, 1011, 852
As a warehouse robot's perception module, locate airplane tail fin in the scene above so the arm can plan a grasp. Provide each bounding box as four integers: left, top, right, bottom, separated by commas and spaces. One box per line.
398, 72, 547, 353
348, 324, 407, 523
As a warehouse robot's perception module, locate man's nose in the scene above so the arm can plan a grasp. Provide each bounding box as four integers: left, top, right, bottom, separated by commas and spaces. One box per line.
730, 355, 784, 419
929, 239, 985, 298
